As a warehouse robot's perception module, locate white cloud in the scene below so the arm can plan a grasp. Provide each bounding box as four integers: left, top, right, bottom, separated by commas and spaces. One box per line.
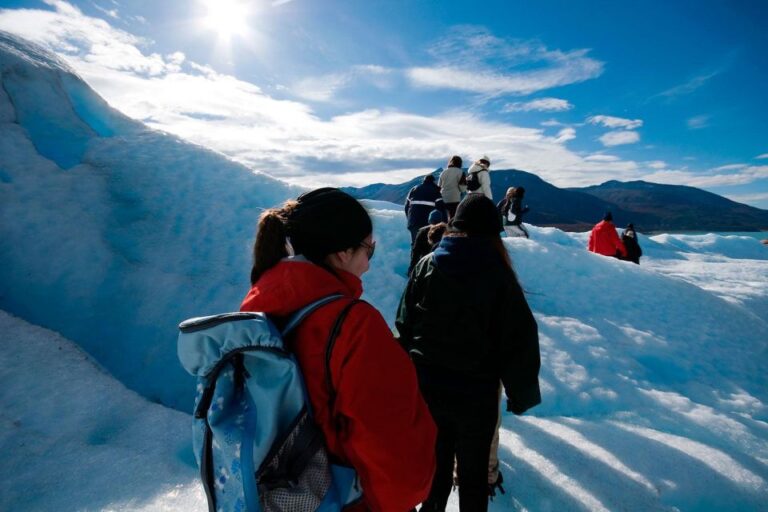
587, 115, 643, 130
585, 154, 620, 162
713, 164, 747, 172
723, 192, 768, 205
647, 160, 667, 169
503, 97, 573, 112
290, 65, 394, 102
687, 115, 710, 130
756, 153, 768, 160
599, 131, 640, 147
291, 73, 351, 102
407, 27, 603, 96
641, 166, 768, 188
555, 127, 576, 143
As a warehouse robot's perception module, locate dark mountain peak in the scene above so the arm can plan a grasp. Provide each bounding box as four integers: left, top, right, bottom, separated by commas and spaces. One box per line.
345, 168, 768, 232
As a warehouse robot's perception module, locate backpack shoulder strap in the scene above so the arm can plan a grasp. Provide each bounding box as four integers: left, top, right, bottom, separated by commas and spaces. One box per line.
325, 299, 365, 430
281, 293, 345, 336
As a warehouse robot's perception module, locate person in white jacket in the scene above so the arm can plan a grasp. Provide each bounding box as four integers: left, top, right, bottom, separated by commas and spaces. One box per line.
467, 155, 493, 200
438, 155, 466, 221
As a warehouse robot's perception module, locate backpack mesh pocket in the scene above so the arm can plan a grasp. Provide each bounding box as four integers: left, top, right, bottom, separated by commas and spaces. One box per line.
257, 409, 332, 512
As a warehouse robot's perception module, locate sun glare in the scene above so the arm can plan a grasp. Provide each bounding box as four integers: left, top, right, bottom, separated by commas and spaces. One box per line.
202, 0, 251, 38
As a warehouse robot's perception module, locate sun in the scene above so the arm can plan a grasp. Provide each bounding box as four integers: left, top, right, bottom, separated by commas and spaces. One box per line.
201, 0, 251, 39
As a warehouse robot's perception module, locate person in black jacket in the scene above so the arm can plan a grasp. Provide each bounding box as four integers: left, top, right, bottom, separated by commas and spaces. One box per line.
621, 223, 643, 264
405, 174, 446, 244
497, 187, 530, 238
396, 193, 541, 512
408, 210, 445, 275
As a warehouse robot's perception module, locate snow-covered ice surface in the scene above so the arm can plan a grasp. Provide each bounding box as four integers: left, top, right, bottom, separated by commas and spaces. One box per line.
0, 310, 203, 511
2, 31, 768, 511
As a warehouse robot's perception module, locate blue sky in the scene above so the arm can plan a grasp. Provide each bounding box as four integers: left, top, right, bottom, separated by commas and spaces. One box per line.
1, 0, 767, 208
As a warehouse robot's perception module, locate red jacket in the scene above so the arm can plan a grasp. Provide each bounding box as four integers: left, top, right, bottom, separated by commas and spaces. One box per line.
588, 220, 627, 257
241, 259, 436, 512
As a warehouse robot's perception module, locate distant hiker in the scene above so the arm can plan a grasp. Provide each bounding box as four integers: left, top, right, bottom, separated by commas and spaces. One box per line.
498, 187, 530, 238
397, 193, 541, 512
405, 174, 446, 243
621, 223, 643, 264
466, 155, 493, 200
588, 212, 627, 259
438, 155, 467, 221
242, 188, 436, 511
409, 210, 445, 274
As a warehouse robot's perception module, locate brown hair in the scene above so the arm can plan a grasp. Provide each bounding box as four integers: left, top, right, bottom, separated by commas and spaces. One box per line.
427, 222, 448, 246
448, 155, 463, 168
250, 201, 297, 285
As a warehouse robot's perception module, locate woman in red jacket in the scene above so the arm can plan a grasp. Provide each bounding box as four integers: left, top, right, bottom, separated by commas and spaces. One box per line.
240, 187, 436, 512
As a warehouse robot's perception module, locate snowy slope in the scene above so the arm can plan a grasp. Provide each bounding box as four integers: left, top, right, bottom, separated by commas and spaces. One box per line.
3, 228, 767, 511
0, 31, 301, 408
0, 310, 202, 511
2, 30, 768, 511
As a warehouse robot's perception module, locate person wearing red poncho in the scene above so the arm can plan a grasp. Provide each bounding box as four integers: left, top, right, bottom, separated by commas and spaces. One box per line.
241, 187, 436, 512
588, 212, 627, 259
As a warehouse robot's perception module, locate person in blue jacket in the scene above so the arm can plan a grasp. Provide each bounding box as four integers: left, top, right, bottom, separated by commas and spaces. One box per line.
405, 174, 446, 243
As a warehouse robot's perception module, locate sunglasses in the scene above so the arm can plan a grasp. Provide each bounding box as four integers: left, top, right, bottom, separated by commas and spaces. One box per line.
359, 240, 376, 260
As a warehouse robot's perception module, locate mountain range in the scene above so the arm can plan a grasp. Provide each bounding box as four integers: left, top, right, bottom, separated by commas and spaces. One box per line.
343, 169, 768, 232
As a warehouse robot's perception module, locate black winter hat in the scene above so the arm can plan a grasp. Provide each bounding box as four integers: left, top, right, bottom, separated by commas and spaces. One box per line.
287, 187, 372, 258
451, 193, 502, 236
603, 211, 613, 222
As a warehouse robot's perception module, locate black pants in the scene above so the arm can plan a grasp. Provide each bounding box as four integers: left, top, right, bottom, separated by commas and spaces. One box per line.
419, 383, 498, 512
409, 226, 421, 245
445, 202, 459, 222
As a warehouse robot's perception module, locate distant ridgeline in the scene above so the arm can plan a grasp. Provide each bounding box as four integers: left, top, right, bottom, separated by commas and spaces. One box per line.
343, 169, 768, 232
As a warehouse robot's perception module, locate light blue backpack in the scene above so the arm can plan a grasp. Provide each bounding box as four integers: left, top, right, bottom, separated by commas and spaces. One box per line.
178, 294, 363, 512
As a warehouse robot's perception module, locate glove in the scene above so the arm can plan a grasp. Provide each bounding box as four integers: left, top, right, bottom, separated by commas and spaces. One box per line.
488, 470, 505, 500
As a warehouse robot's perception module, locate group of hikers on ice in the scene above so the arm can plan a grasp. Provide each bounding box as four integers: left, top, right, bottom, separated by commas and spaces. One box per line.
181, 154, 646, 512
405, 155, 532, 273
405, 154, 642, 269
183, 184, 541, 512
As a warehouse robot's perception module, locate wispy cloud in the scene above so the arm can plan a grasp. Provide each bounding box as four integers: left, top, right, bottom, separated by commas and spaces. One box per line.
713, 164, 747, 172
272, 0, 294, 5
587, 115, 643, 130
406, 26, 603, 96
599, 131, 640, 147
642, 165, 768, 188
656, 69, 721, 99
646, 160, 667, 170
723, 192, 768, 205
687, 115, 710, 130
585, 154, 620, 162
502, 97, 573, 113
555, 127, 576, 143
92, 2, 119, 19
290, 65, 394, 102
757, 154, 768, 160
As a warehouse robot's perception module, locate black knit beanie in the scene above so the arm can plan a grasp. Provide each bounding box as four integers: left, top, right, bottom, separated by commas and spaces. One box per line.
451, 194, 502, 236
286, 187, 372, 259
